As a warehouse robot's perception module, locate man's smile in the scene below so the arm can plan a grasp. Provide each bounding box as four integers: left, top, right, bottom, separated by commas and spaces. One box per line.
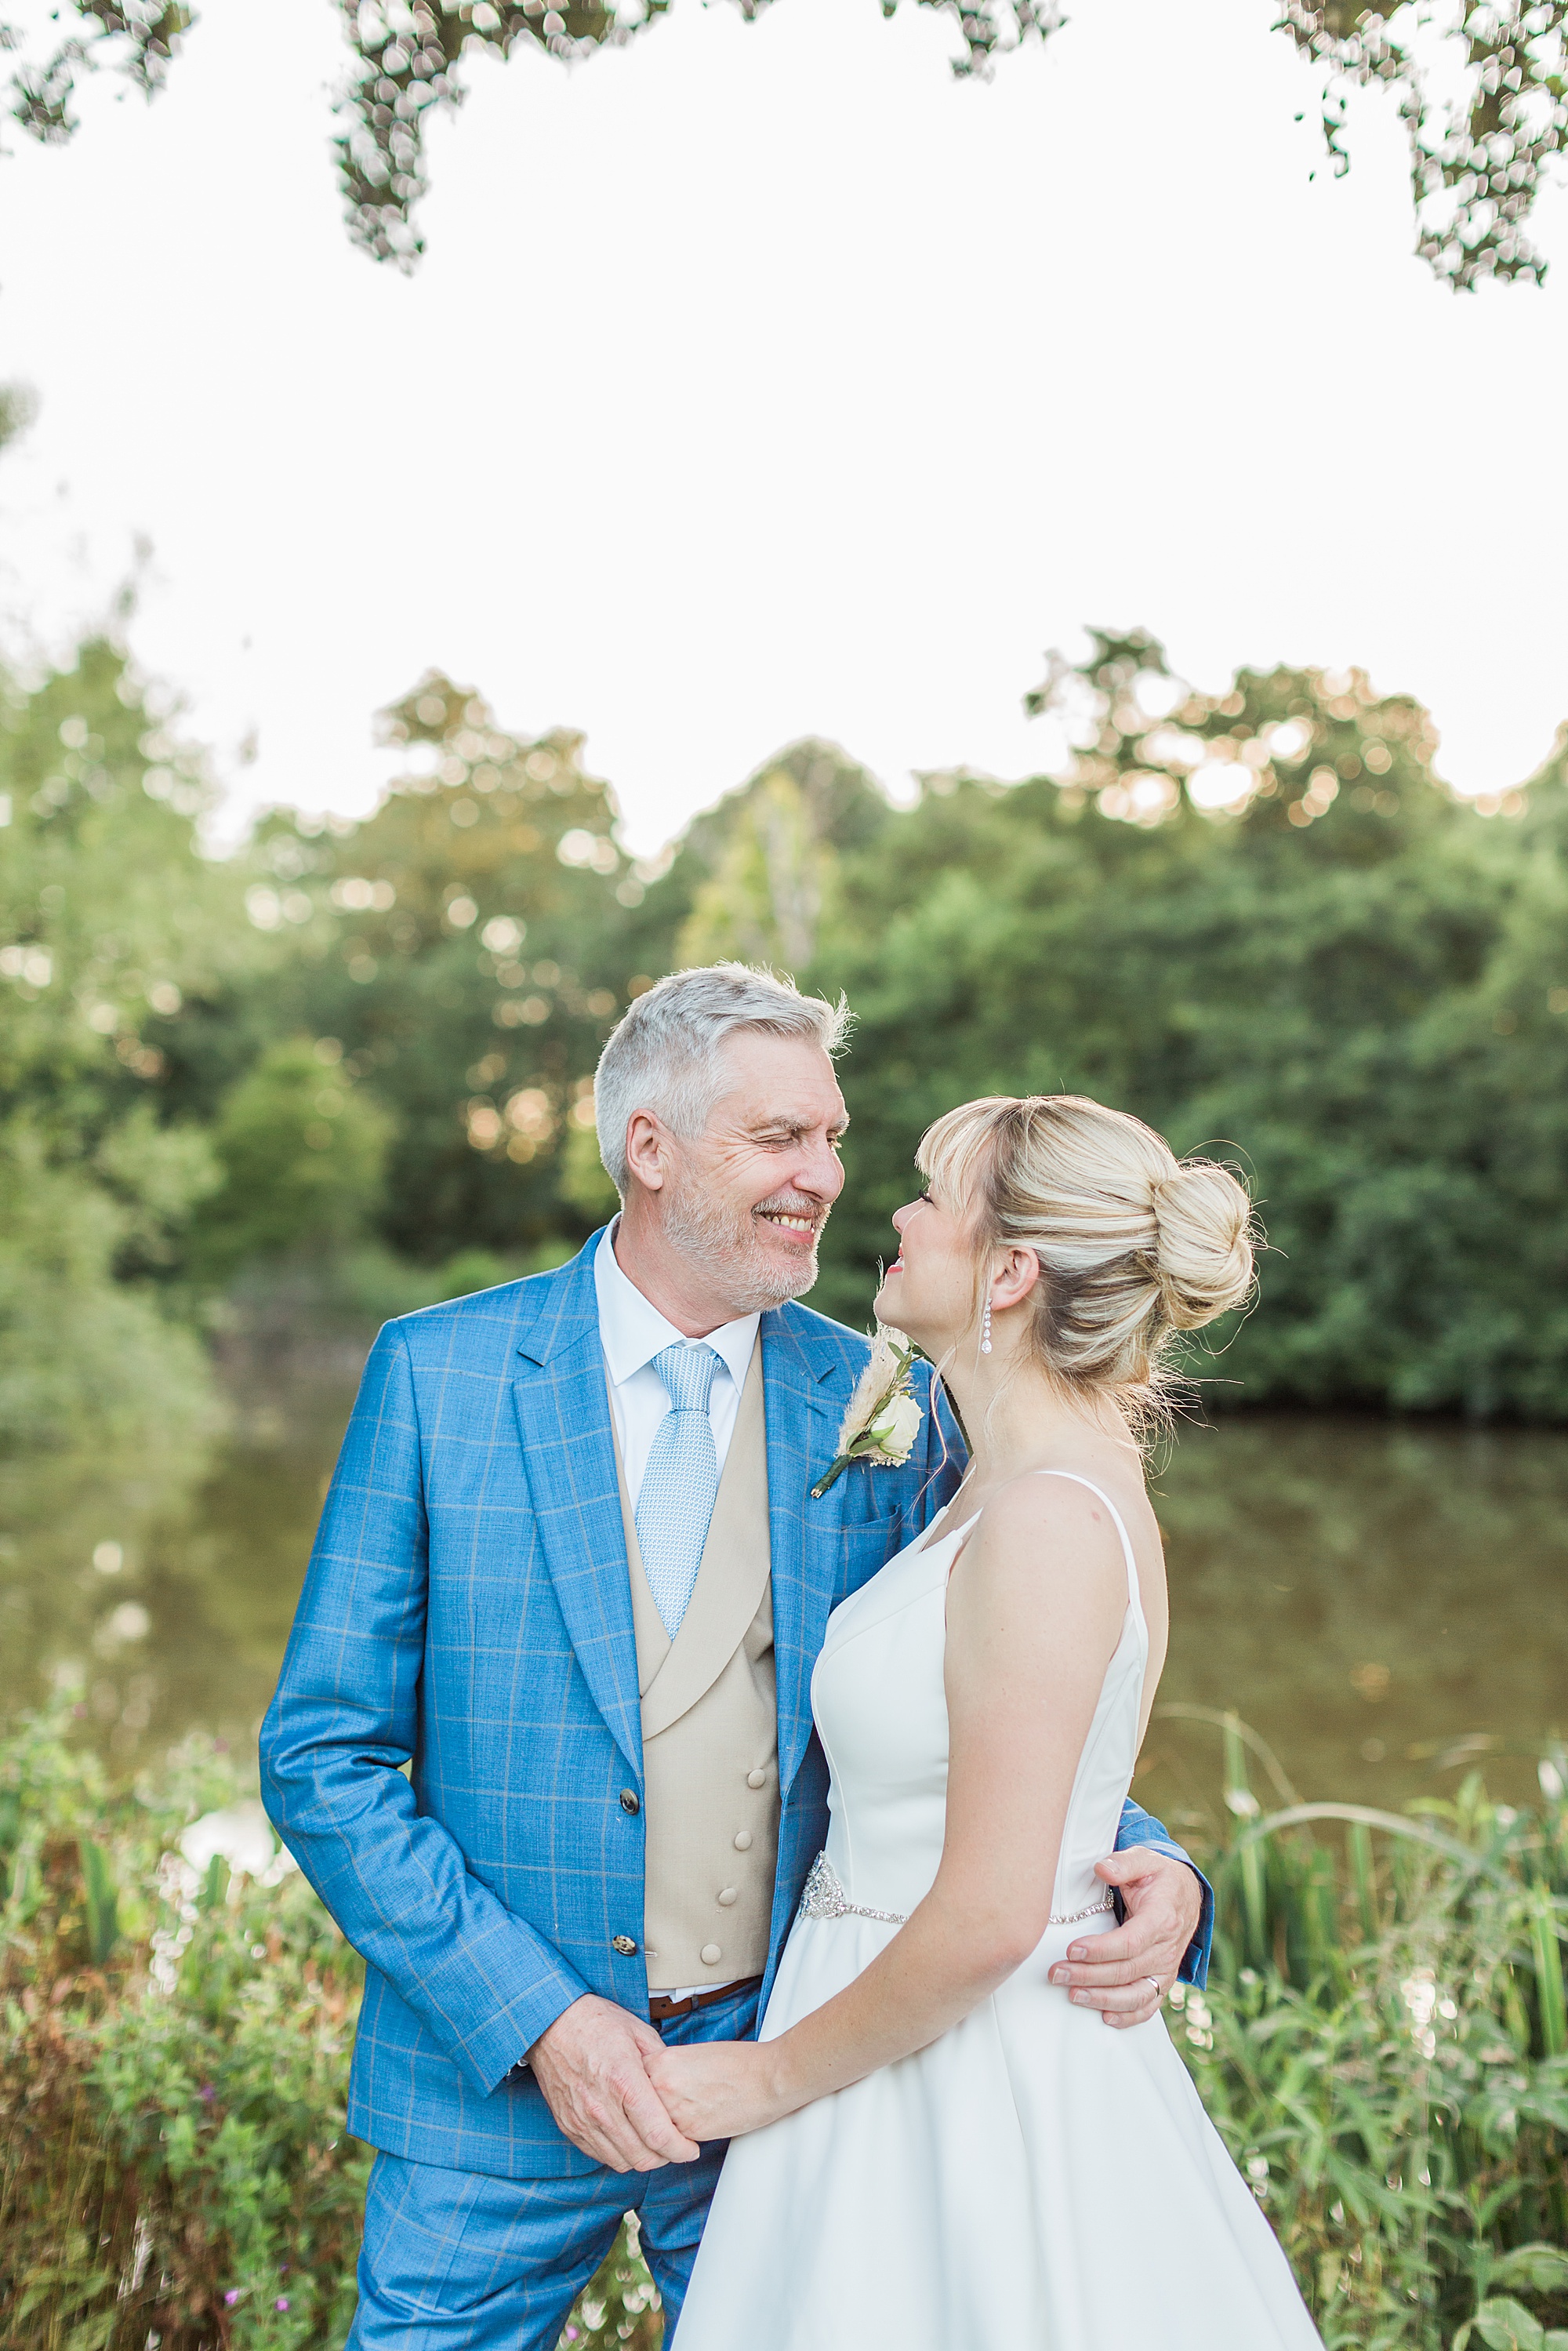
756, 1208, 821, 1235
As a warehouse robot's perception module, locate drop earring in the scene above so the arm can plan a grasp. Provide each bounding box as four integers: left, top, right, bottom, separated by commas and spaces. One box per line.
980, 1296, 993, 1355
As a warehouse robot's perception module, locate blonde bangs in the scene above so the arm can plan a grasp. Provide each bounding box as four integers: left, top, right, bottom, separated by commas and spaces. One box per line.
915, 1096, 1014, 1223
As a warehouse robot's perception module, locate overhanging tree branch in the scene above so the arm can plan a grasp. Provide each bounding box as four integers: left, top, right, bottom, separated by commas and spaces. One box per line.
5, 2, 191, 145
5, 0, 1564, 289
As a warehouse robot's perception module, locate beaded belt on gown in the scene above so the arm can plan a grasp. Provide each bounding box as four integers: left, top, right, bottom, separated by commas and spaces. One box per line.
798, 1850, 1116, 1930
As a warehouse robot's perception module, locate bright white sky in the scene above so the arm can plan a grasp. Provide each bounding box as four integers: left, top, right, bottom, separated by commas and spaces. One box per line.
3, 0, 1566, 853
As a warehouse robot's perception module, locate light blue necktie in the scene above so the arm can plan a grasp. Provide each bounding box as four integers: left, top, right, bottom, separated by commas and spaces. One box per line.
635, 1343, 723, 1639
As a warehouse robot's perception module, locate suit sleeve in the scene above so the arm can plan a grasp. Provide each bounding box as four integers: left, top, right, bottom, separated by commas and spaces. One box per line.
1114, 1799, 1214, 1987
259, 1324, 592, 2093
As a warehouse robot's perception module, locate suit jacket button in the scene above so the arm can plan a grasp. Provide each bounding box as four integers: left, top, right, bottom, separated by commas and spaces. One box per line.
619, 1790, 641, 1814
612, 1935, 637, 1957
746, 1769, 766, 1789
717, 1888, 738, 1906
733, 1830, 753, 1851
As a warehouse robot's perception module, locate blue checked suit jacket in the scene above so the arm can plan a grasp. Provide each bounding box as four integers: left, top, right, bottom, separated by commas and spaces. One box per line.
260, 1230, 1212, 2182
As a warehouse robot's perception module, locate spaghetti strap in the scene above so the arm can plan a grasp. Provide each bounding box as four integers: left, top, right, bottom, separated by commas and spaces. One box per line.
1029, 1469, 1142, 1622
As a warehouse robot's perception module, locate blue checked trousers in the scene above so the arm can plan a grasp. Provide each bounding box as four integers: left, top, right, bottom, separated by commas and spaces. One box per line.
346, 1981, 762, 2350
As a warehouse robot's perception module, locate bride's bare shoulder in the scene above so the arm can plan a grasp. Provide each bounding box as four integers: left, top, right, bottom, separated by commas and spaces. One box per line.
958, 1469, 1133, 1590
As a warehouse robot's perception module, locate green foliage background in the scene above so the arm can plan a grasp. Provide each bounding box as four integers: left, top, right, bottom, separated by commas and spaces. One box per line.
5, 620, 1568, 1452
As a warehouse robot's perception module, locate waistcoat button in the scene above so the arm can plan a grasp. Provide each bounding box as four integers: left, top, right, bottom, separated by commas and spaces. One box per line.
612, 1935, 638, 1957
717, 1887, 738, 1906
619, 1789, 640, 1814
733, 1830, 753, 1851
746, 1769, 766, 1789
700, 1943, 722, 1965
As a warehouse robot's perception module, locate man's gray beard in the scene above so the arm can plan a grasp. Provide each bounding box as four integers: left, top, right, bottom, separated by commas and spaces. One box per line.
662, 1175, 821, 1314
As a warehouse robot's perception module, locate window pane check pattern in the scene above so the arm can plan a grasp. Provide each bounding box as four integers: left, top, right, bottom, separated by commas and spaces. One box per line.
636, 1343, 723, 1637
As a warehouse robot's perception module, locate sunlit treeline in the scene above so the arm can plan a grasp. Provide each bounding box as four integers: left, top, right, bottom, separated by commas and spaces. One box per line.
3, 623, 1568, 1464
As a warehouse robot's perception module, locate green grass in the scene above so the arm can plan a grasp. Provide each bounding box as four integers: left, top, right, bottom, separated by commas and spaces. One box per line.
2, 1695, 1564, 2349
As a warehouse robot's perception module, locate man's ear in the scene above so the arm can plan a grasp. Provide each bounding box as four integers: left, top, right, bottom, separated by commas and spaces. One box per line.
622, 1108, 668, 1194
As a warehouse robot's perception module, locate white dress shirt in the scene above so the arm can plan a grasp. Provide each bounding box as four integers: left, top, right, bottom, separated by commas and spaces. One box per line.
593, 1223, 760, 1510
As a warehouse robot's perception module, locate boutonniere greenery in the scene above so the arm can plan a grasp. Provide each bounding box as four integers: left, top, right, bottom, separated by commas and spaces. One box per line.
810, 1326, 923, 1499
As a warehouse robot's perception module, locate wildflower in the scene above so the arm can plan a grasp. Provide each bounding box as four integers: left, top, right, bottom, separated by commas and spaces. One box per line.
275, 2297, 290, 2311
1400, 1968, 1439, 2058
1182, 1991, 1214, 2050
223, 2290, 240, 2306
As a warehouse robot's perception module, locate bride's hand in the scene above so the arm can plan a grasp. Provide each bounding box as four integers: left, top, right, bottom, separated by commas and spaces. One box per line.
645, 2037, 788, 2144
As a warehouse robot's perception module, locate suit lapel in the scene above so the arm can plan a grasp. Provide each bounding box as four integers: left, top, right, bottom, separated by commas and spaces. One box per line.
510, 1235, 643, 1775
762, 1304, 852, 1799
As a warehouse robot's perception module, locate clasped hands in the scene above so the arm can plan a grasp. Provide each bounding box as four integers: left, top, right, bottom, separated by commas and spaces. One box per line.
523, 1991, 779, 2171
528, 1849, 1201, 2171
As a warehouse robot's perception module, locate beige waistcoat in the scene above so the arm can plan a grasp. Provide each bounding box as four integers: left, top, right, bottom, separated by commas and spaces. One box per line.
611, 1340, 779, 1992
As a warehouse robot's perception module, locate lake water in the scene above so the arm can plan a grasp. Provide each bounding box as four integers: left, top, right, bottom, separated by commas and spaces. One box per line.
3, 1372, 1564, 1826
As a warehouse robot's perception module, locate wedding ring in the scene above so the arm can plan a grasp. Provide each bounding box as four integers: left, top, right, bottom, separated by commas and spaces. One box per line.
1144, 1976, 1163, 2001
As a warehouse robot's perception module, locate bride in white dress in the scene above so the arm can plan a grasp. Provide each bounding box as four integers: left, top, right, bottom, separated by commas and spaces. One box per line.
652, 1092, 1325, 2351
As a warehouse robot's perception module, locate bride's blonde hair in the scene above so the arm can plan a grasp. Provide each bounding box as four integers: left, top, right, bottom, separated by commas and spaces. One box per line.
916, 1095, 1256, 1424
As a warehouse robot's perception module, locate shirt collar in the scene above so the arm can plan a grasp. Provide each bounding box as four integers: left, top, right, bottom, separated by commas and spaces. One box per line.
593, 1221, 760, 1397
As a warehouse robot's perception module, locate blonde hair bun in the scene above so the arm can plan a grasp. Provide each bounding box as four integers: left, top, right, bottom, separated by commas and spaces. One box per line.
1149, 1162, 1255, 1328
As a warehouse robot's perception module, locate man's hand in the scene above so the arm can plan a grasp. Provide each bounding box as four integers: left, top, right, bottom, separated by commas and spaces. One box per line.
526, 1994, 701, 2171
1047, 1848, 1203, 2029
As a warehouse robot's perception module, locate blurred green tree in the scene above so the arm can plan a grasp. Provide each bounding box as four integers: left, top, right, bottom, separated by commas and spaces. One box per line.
673, 739, 887, 971
0, 634, 254, 1449
800, 629, 1568, 1416
0, 1118, 216, 1450
232, 671, 668, 1263
189, 1038, 394, 1281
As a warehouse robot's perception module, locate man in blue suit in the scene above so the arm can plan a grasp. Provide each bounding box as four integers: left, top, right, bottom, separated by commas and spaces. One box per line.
261, 964, 1208, 2348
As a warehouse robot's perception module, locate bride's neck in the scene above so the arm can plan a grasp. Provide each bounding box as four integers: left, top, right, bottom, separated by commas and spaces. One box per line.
944, 1350, 1131, 1484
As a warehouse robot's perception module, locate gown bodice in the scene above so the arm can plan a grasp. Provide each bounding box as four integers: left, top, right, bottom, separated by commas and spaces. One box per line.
811, 1475, 1147, 1935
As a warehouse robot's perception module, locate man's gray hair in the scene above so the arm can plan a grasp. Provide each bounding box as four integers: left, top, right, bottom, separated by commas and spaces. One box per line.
594, 964, 851, 1192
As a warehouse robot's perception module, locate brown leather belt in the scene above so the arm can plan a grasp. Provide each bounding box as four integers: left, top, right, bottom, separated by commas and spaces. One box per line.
648, 1975, 763, 2024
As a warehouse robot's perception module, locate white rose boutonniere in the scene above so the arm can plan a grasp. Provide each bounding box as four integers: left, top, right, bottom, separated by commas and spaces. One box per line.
810, 1326, 923, 1499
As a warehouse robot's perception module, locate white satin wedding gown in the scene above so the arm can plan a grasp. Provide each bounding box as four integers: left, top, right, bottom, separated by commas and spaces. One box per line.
676, 1475, 1324, 2350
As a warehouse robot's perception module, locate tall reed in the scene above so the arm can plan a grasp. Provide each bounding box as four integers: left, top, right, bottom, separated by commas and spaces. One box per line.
1167, 1710, 1568, 2350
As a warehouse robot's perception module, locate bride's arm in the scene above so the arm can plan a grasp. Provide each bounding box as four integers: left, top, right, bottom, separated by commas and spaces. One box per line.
648, 1476, 1131, 2142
